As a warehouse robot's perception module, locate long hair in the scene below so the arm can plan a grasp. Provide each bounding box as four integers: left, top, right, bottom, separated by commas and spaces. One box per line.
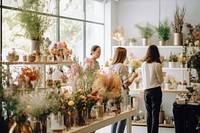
144, 45, 161, 63
112, 47, 127, 64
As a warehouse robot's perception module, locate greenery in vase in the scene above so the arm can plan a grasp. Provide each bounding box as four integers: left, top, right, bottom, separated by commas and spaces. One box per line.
16, 0, 52, 43
135, 23, 154, 38
172, 6, 186, 33
168, 53, 178, 62
155, 20, 170, 41
187, 51, 200, 82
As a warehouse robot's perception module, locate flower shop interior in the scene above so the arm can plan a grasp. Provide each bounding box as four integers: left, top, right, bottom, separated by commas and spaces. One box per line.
0, 0, 200, 133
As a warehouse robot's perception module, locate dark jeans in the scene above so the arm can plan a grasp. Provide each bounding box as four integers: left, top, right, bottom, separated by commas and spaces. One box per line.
144, 87, 162, 133
111, 119, 126, 133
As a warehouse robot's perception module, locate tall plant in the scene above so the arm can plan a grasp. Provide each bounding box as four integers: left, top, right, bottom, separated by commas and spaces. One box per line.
17, 0, 52, 51
172, 6, 186, 33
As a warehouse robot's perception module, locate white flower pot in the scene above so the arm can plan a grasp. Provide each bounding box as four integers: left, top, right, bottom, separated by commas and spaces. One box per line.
168, 62, 176, 68
142, 38, 148, 46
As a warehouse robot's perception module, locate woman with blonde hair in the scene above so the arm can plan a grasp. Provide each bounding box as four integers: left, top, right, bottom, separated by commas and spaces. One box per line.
110, 47, 138, 133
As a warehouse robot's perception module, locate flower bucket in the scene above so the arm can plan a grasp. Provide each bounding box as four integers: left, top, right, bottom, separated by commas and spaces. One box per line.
50, 113, 65, 130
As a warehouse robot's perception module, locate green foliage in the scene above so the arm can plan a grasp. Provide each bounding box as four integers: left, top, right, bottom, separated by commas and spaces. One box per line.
17, 0, 51, 42
187, 51, 200, 82
155, 20, 170, 41
135, 23, 154, 38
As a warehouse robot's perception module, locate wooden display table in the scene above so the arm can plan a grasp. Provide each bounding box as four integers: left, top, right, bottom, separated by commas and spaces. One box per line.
64, 109, 136, 133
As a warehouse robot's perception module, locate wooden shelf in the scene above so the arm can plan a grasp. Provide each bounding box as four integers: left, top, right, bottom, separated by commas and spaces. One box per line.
1, 61, 76, 65
64, 110, 136, 133
132, 121, 175, 128
130, 89, 188, 93
113, 46, 182, 49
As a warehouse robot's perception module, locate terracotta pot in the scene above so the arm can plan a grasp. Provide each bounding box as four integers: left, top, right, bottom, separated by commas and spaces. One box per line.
28, 55, 36, 62
14, 55, 19, 61
6, 55, 15, 62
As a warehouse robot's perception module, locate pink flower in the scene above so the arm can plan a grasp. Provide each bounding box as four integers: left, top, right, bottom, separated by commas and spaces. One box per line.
85, 57, 95, 69
85, 57, 91, 64
56, 42, 67, 49
70, 63, 82, 74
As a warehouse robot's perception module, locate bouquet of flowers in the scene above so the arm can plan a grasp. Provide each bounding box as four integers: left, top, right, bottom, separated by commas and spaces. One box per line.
50, 42, 73, 61
19, 66, 40, 82
66, 63, 96, 92
84, 57, 95, 69
19, 91, 51, 121
92, 67, 122, 100
126, 54, 141, 73
185, 23, 200, 46
168, 53, 178, 62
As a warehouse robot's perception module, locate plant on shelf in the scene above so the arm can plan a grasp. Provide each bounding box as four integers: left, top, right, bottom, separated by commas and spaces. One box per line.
135, 23, 154, 39
135, 22, 154, 46
16, 0, 52, 52
155, 19, 170, 45
172, 6, 186, 46
127, 37, 137, 46
172, 6, 186, 33
168, 53, 178, 62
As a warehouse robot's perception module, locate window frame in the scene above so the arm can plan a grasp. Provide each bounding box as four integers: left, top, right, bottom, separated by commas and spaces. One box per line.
0, 0, 105, 63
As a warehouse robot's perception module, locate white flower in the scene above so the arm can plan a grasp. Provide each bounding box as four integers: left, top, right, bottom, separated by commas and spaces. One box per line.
68, 100, 75, 106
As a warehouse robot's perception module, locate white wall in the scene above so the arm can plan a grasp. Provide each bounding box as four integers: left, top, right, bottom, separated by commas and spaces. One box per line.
113, 0, 200, 46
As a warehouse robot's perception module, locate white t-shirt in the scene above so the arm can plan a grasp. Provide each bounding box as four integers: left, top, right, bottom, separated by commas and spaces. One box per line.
141, 61, 164, 90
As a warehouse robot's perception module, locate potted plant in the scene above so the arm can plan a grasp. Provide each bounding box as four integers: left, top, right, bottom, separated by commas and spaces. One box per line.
127, 37, 137, 46
168, 52, 178, 68
135, 23, 154, 46
172, 6, 186, 46
155, 20, 170, 46
16, 0, 51, 52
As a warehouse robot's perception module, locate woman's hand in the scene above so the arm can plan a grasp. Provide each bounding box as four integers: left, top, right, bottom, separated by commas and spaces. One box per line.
132, 72, 138, 79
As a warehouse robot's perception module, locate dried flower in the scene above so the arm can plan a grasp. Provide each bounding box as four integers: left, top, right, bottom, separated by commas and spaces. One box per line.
172, 6, 186, 33
92, 67, 122, 99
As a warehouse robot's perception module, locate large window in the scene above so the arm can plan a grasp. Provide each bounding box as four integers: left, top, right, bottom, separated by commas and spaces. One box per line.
1, 0, 105, 64
86, 23, 104, 66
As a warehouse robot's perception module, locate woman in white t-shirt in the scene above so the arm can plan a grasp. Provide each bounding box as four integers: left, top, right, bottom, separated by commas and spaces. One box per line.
110, 47, 138, 133
141, 45, 164, 133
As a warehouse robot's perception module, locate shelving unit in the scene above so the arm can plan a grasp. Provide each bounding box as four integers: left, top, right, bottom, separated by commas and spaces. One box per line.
1, 61, 76, 88
130, 89, 188, 93
1, 61, 76, 65
132, 122, 175, 128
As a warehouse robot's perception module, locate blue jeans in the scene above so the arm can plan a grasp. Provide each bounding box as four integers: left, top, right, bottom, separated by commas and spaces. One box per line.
111, 119, 126, 133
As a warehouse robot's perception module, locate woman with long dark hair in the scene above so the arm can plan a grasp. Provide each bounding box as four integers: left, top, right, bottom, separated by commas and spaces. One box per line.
141, 45, 164, 133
